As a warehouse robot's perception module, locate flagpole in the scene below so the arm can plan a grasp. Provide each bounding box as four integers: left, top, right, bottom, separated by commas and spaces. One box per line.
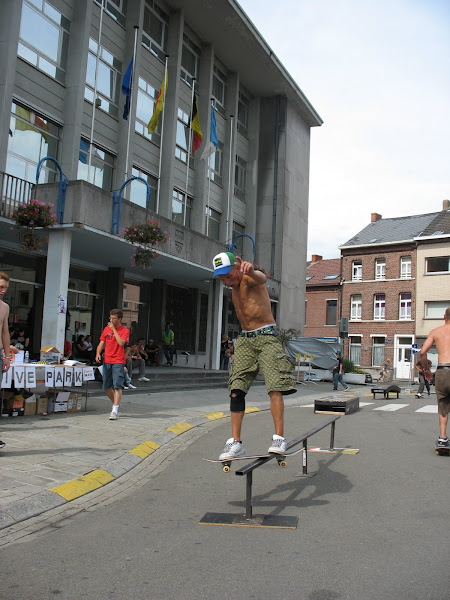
226, 114, 234, 244
184, 79, 196, 227
206, 98, 214, 237
156, 55, 169, 215
124, 26, 139, 183
88, 0, 105, 182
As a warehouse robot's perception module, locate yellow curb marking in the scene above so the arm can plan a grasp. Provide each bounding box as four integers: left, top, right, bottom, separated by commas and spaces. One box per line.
245, 406, 260, 413
49, 469, 115, 501
204, 411, 227, 421
129, 440, 161, 459
167, 422, 192, 435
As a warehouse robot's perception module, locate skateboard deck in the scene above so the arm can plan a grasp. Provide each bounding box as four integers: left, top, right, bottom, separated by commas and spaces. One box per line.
435, 441, 450, 456
203, 448, 304, 472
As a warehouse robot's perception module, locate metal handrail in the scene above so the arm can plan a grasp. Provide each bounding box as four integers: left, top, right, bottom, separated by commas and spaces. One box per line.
0, 172, 34, 217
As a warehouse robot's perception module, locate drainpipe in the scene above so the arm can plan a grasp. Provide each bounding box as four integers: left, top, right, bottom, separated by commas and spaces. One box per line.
270, 96, 281, 277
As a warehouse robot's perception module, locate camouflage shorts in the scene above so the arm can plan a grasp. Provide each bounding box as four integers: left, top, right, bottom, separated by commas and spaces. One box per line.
228, 334, 296, 396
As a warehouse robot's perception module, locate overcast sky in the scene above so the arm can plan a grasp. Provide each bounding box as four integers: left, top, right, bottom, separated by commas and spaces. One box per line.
238, 0, 450, 259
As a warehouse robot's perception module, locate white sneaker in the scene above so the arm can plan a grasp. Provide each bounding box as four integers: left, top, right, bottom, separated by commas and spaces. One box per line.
138, 377, 150, 382
268, 435, 287, 454
123, 386, 129, 390
109, 411, 118, 420
219, 438, 245, 460
128, 383, 137, 389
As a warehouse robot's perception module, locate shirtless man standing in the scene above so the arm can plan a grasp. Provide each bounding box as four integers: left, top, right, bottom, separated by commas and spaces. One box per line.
0, 272, 11, 449
420, 307, 450, 447
212, 252, 296, 459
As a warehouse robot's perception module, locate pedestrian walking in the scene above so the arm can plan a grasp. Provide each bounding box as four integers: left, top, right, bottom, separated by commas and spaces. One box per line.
95, 309, 129, 420
162, 322, 175, 366
0, 271, 11, 449
332, 351, 349, 391
415, 358, 432, 398
212, 252, 296, 460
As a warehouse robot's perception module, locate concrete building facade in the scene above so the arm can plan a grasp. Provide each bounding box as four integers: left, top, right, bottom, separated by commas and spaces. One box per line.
0, 0, 321, 366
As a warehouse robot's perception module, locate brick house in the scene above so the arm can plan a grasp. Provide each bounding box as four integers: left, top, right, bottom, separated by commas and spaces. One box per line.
305, 255, 341, 341
339, 211, 440, 379
414, 202, 450, 368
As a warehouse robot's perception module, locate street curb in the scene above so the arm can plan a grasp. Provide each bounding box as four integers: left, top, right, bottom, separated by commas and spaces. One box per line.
0, 407, 260, 531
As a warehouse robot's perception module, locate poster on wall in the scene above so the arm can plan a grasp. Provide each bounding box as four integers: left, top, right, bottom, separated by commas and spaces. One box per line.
58, 295, 67, 315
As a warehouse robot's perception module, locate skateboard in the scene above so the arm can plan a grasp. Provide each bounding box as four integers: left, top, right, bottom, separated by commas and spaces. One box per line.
435, 441, 450, 456
203, 447, 305, 472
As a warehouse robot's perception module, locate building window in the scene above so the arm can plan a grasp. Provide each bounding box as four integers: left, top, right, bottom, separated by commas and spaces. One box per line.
7, 102, 59, 184
425, 256, 450, 274
175, 108, 189, 163
232, 221, 245, 256
18, 0, 70, 84
375, 258, 385, 280
326, 300, 337, 325
94, 0, 126, 25
424, 301, 450, 319
372, 336, 385, 366
237, 90, 249, 136
205, 207, 221, 241
400, 256, 411, 278
142, 1, 169, 61
350, 295, 362, 320
85, 38, 121, 118
234, 155, 247, 201
349, 336, 362, 365
78, 139, 114, 191
399, 293, 411, 320
180, 33, 200, 88
212, 66, 226, 116
374, 294, 385, 320
209, 140, 223, 186
130, 167, 158, 211
172, 189, 192, 227
352, 261, 362, 280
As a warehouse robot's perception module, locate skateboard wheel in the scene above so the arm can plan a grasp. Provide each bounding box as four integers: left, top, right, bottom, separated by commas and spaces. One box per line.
279, 460, 287, 468
222, 465, 230, 473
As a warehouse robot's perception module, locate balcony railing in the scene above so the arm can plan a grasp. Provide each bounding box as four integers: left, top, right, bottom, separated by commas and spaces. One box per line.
0, 172, 34, 218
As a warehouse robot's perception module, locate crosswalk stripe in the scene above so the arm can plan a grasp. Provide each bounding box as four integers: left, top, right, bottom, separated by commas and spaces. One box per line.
373, 404, 409, 411
415, 405, 438, 413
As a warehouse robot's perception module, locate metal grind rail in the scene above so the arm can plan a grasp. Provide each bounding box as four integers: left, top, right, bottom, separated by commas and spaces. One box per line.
235, 416, 339, 520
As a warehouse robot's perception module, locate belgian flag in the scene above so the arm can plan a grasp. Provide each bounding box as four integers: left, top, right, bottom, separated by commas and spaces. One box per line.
190, 93, 203, 153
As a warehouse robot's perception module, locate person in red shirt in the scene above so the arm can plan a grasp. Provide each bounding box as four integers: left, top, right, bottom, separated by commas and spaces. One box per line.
95, 309, 129, 420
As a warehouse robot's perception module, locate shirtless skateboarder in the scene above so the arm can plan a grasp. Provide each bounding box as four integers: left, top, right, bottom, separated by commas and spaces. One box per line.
212, 252, 296, 460
420, 307, 450, 447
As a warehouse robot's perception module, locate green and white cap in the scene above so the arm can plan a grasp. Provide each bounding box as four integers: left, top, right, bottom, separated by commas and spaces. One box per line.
213, 252, 236, 276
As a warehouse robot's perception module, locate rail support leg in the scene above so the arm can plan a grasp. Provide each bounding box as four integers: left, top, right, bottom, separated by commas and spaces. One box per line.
330, 420, 336, 449
245, 472, 253, 519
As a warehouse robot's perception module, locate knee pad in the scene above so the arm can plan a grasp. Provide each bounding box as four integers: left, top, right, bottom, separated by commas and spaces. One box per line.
230, 389, 246, 412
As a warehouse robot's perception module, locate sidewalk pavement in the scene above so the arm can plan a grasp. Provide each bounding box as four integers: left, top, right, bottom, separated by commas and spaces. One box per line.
0, 375, 417, 531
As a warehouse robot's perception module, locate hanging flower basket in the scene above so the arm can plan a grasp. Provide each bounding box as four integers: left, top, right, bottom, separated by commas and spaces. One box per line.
123, 220, 168, 245
10, 200, 57, 252
123, 219, 169, 268
131, 248, 159, 269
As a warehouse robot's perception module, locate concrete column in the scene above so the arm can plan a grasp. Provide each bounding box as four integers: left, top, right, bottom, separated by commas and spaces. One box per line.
148, 279, 164, 341
0, 0, 22, 174
41, 229, 72, 354
191, 44, 214, 233
158, 11, 184, 219
104, 268, 125, 319
206, 278, 223, 369
59, 0, 92, 179
221, 72, 239, 243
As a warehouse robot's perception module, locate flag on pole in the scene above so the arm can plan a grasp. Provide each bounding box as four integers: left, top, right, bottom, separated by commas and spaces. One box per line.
190, 93, 203, 153
122, 58, 133, 120
201, 104, 219, 160
147, 72, 168, 134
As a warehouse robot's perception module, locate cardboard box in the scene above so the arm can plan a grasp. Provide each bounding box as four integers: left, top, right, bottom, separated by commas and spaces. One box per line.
68, 392, 82, 412
54, 401, 68, 413
40, 345, 61, 364
75, 394, 83, 412
24, 400, 37, 416
36, 396, 48, 415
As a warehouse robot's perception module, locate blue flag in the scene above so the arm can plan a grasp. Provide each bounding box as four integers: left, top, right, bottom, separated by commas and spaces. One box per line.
210, 104, 218, 150
122, 58, 133, 120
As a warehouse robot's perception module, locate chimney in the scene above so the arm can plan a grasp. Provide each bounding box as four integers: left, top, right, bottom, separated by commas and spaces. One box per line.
443, 199, 450, 211
371, 213, 382, 222
311, 254, 322, 263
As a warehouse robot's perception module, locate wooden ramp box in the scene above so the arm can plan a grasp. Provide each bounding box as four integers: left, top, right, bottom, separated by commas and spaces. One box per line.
314, 394, 359, 415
